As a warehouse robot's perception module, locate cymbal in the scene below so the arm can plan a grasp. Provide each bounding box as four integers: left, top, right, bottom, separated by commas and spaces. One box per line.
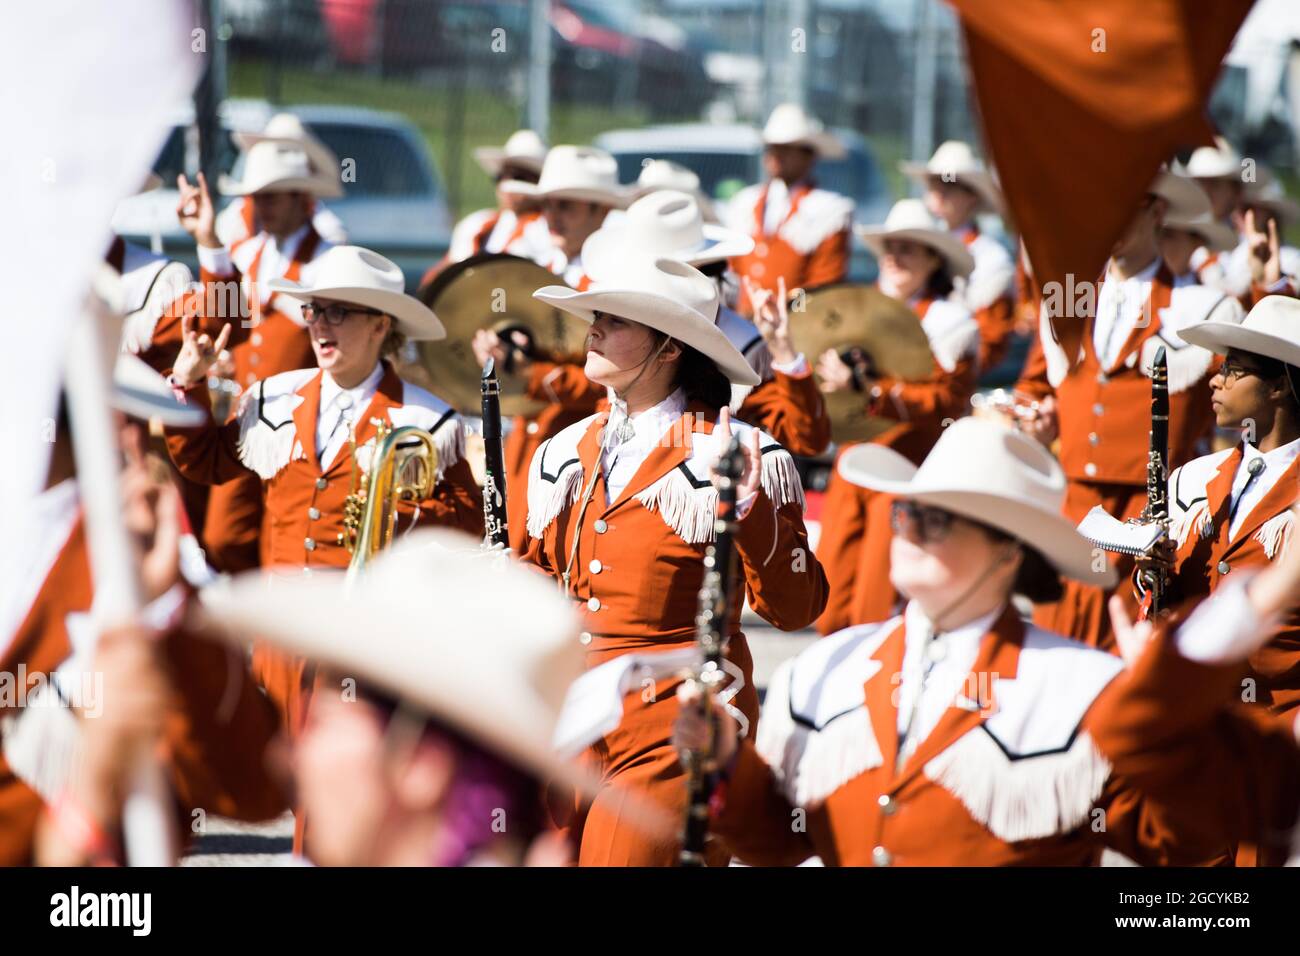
398, 253, 589, 417
787, 283, 935, 443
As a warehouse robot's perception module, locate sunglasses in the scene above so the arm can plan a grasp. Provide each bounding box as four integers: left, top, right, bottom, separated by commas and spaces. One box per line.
301, 302, 384, 327
890, 500, 958, 544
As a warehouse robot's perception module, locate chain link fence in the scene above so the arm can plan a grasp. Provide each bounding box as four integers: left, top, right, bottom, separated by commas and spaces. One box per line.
216, 0, 978, 220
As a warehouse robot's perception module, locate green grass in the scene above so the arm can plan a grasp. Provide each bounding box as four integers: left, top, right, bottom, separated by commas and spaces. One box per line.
229, 57, 649, 217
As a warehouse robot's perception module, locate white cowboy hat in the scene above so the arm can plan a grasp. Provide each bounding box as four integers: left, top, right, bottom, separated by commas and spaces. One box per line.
1180, 294, 1300, 368
267, 245, 445, 341
838, 416, 1116, 587
900, 140, 1005, 215
1148, 168, 1212, 222
533, 256, 760, 387
198, 529, 590, 788
473, 129, 548, 181
1241, 174, 1300, 224
233, 113, 344, 199
1182, 136, 1243, 180
762, 103, 846, 160
502, 145, 629, 208
219, 140, 341, 198
1162, 208, 1238, 253
583, 190, 754, 277
855, 198, 976, 279
634, 160, 719, 223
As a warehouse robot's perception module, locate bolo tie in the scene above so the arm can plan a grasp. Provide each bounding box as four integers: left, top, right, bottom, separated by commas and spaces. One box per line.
1219, 455, 1266, 537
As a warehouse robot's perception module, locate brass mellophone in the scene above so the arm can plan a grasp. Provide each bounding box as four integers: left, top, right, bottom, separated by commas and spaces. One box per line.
339, 420, 440, 580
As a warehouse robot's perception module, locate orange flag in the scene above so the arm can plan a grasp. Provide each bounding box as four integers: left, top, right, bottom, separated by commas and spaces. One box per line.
948, 0, 1254, 362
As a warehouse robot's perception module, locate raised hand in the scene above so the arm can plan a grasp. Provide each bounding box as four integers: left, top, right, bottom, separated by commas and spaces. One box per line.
713, 405, 763, 506
172, 312, 231, 388
1244, 208, 1283, 288
175, 171, 219, 249
744, 275, 797, 365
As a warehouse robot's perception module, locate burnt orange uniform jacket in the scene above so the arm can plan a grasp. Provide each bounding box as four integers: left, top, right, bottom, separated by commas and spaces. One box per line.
955, 223, 1017, 371
726, 180, 853, 315
189, 227, 330, 573
503, 360, 829, 554
0, 515, 286, 866
1089, 618, 1300, 866
1015, 263, 1226, 649
1167, 444, 1300, 713
502, 359, 605, 551
164, 362, 483, 732
815, 296, 981, 634
714, 604, 1221, 866
520, 401, 827, 865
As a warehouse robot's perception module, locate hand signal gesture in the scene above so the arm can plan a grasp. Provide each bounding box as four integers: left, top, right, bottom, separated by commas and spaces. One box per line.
712, 405, 763, 507
1244, 208, 1283, 288
172, 312, 231, 389
743, 275, 798, 366
176, 171, 220, 249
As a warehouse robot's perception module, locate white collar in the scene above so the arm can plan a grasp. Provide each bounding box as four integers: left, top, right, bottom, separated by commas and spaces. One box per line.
1104, 256, 1161, 285
319, 362, 385, 416
602, 387, 687, 454
263, 222, 311, 258
1243, 437, 1300, 471
904, 599, 1003, 647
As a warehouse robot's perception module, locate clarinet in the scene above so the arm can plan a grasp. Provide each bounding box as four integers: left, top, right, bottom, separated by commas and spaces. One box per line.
679, 436, 746, 867
1134, 345, 1170, 618
481, 358, 510, 548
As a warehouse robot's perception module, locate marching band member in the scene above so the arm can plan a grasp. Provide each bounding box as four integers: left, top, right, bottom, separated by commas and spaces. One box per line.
175, 146, 339, 573
216, 112, 348, 247
470, 146, 627, 546
162, 246, 483, 749
507, 144, 627, 289
584, 190, 832, 457
198, 530, 592, 867
1147, 295, 1300, 713
1183, 136, 1246, 229
7, 359, 286, 866
1157, 208, 1236, 289
901, 140, 1017, 370
1015, 170, 1244, 650
726, 103, 854, 314
674, 418, 1217, 867
521, 256, 827, 865
813, 198, 981, 633
1094, 541, 1300, 867
419, 129, 552, 286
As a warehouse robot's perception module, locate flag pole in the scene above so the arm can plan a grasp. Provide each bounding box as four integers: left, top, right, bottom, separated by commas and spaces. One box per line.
64, 280, 176, 867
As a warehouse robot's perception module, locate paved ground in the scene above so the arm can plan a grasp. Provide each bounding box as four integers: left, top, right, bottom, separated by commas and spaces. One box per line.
181, 621, 818, 865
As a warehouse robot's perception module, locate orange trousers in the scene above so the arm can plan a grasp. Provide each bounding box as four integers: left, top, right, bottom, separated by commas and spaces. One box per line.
557, 636, 761, 867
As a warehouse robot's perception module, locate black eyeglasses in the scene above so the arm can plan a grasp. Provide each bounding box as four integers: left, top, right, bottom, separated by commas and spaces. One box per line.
1217, 359, 1268, 387
301, 302, 384, 327
890, 500, 958, 544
